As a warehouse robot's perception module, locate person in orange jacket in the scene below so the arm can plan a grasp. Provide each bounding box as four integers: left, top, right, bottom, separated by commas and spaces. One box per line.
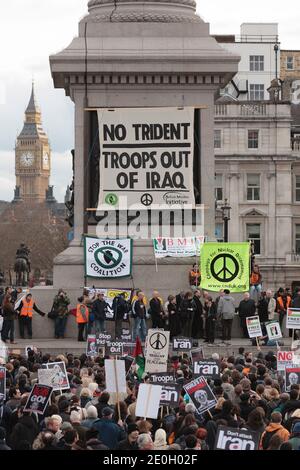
15, 293, 46, 339
76, 296, 89, 342
260, 412, 290, 450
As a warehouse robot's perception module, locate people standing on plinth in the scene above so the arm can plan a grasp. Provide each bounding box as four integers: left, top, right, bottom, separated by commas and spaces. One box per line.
149, 291, 164, 329
1, 294, 17, 344
92, 293, 109, 335
76, 297, 89, 342
180, 291, 196, 338
132, 291, 147, 342
191, 289, 204, 340
290, 288, 300, 340
276, 287, 292, 331
249, 264, 263, 302
52, 289, 70, 339
112, 292, 130, 339
203, 296, 217, 346
217, 289, 235, 345
237, 292, 256, 339
166, 295, 181, 339
189, 264, 201, 289
15, 293, 46, 340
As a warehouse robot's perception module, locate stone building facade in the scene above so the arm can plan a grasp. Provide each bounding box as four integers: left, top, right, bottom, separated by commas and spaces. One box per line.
214, 99, 300, 290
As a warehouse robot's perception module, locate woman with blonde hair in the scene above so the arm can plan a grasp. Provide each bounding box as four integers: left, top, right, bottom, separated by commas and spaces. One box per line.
154, 428, 169, 450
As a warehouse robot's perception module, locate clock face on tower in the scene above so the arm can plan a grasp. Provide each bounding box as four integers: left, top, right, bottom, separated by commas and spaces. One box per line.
20, 152, 35, 167
42, 152, 50, 170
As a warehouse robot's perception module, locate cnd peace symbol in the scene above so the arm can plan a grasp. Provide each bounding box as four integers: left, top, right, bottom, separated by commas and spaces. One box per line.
149, 332, 167, 350
210, 253, 239, 283
141, 193, 153, 207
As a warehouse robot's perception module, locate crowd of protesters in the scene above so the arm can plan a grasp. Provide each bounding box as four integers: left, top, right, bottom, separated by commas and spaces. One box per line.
0, 346, 300, 451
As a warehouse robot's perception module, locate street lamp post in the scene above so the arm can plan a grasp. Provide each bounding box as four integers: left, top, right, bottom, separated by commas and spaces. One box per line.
221, 198, 231, 243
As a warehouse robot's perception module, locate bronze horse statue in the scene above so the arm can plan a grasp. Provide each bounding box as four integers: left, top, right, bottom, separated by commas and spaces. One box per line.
14, 257, 30, 287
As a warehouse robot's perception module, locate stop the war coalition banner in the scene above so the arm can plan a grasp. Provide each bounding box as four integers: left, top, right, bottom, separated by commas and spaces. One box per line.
97, 107, 195, 208
84, 237, 133, 279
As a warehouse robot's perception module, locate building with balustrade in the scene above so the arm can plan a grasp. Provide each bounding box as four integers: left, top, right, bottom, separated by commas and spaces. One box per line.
214, 98, 300, 290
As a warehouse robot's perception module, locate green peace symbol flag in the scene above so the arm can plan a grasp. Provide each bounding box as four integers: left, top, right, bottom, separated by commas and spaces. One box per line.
200, 242, 250, 293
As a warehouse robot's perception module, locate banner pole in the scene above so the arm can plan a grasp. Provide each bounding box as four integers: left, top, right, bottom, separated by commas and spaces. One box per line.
255, 336, 261, 351
144, 385, 152, 421
113, 358, 121, 422
160, 406, 163, 422
155, 256, 158, 273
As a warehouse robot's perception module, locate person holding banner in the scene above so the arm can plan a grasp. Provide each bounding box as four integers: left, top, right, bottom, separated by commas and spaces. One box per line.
189, 264, 201, 289
15, 293, 46, 340
76, 297, 89, 342
249, 265, 263, 302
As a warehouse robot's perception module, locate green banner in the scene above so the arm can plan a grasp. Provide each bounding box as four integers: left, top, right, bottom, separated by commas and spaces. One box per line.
200, 242, 250, 293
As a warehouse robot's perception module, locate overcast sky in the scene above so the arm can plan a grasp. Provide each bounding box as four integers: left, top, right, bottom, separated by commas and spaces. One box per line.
0, 0, 299, 201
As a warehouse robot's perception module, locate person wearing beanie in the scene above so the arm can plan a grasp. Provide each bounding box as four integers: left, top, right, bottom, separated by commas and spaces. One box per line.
117, 424, 139, 450
82, 405, 98, 430
287, 422, 300, 450
92, 407, 126, 449
154, 428, 169, 450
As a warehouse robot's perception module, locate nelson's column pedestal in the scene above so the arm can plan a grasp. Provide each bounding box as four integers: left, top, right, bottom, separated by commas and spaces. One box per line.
49, 0, 240, 296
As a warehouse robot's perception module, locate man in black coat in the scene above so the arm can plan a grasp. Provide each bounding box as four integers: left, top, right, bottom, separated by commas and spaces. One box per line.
92, 293, 109, 335
8, 411, 39, 450
291, 288, 300, 340
237, 292, 256, 338
192, 289, 204, 339
149, 291, 164, 329
112, 293, 129, 339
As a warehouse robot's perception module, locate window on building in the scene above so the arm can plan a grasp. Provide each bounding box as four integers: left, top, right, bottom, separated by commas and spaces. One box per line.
249, 84, 265, 100
214, 129, 222, 149
247, 224, 261, 255
249, 55, 264, 71
295, 225, 300, 253
215, 174, 223, 202
247, 174, 260, 201
287, 56, 294, 70
215, 223, 224, 242
295, 176, 300, 202
248, 130, 259, 149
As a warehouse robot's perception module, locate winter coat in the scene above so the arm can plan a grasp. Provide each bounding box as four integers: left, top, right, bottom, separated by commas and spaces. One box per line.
2, 301, 16, 321
117, 439, 138, 450
53, 294, 70, 317
92, 299, 108, 321
180, 299, 196, 321
260, 422, 290, 448
86, 438, 108, 450
238, 299, 256, 319
9, 415, 39, 449
217, 295, 235, 320
92, 418, 126, 450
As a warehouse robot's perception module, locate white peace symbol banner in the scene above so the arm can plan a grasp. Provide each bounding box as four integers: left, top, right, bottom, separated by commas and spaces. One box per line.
145, 329, 170, 373
97, 107, 195, 209
84, 236, 133, 279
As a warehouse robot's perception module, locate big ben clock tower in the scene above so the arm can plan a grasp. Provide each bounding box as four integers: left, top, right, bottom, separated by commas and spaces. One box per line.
14, 83, 51, 202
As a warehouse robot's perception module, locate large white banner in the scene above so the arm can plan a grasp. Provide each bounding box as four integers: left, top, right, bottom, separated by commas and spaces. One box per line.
84, 236, 132, 278
97, 107, 195, 209
135, 384, 162, 419
153, 236, 206, 258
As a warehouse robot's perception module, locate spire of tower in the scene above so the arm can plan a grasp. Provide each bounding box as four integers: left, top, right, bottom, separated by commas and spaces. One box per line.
25, 81, 40, 114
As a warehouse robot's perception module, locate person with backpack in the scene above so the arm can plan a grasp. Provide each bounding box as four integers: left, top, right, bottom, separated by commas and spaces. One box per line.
132, 292, 147, 342
260, 411, 290, 450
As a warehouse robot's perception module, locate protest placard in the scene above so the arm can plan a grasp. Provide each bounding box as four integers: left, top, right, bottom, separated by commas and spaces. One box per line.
120, 328, 132, 342
135, 384, 162, 420
145, 329, 170, 373
38, 368, 57, 387
246, 316, 262, 339
286, 308, 300, 329
96, 333, 112, 346
277, 351, 297, 372
215, 426, 260, 450
0, 366, 6, 404
46, 362, 69, 391
184, 376, 217, 415
193, 360, 220, 380
105, 341, 123, 357
285, 366, 300, 392
24, 384, 53, 416
86, 335, 97, 357
190, 348, 204, 364
105, 359, 127, 394
160, 384, 182, 407
149, 372, 175, 385
172, 338, 192, 352
266, 322, 282, 342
